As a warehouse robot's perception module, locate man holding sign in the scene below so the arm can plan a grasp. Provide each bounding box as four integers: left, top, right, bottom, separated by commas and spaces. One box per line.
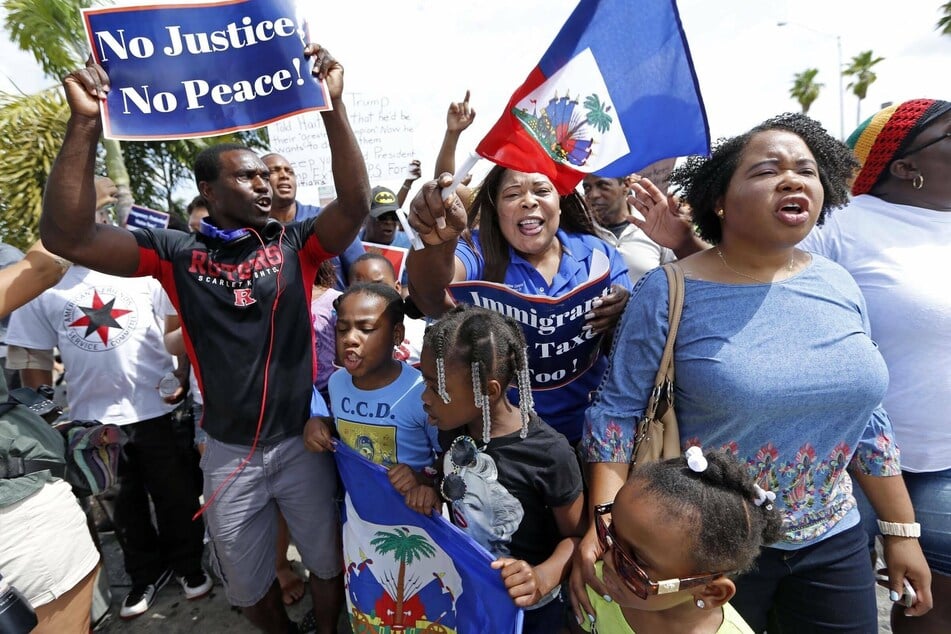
41, 43, 369, 634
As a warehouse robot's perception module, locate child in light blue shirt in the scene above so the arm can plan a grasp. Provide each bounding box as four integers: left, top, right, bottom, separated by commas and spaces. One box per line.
304, 282, 440, 508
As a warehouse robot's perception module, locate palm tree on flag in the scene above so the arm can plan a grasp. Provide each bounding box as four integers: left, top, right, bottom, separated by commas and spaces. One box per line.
789, 68, 823, 114
843, 50, 885, 126
371, 528, 437, 629
584, 93, 613, 134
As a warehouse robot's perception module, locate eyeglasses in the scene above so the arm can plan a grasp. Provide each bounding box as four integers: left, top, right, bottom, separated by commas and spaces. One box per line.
899, 131, 951, 158
439, 435, 479, 502
594, 503, 729, 600
374, 213, 399, 224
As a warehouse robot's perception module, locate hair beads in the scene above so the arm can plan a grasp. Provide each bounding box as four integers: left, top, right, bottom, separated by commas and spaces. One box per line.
423, 304, 538, 442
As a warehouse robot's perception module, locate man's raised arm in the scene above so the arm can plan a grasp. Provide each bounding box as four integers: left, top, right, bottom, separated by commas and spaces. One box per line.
40, 61, 140, 276
307, 45, 370, 254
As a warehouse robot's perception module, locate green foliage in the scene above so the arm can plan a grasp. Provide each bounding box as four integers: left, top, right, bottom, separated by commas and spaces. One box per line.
370, 527, 436, 565
3, 0, 91, 80
584, 93, 613, 134
843, 50, 885, 125
939, 2, 951, 35
843, 50, 884, 101
0, 88, 69, 248
790, 68, 823, 114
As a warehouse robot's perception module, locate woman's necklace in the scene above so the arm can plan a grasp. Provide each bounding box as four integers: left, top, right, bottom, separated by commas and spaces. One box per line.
715, 247, 795, 284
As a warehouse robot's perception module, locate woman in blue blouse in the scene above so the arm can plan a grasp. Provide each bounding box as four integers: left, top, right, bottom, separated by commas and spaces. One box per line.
573, 114, 932, 631
406, 166, 632, 443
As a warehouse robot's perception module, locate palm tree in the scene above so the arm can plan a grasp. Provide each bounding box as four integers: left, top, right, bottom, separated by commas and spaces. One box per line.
370, 528, 436, 629
939, 2, 951, 35
0, 88, 69, 246
789, 68, 823, 114
584, 93, 613, 133
1, 0, 138, 233
843, 50, 885, 126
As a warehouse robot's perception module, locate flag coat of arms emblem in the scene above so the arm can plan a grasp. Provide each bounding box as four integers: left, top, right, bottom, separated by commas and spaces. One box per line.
333, 441, 523, 633
477, 0, 709, 193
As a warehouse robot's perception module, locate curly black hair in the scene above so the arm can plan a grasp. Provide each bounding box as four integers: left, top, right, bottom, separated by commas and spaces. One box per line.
669, 113, 858, 244
625, 450, 784, 575
467, 164, 597, 283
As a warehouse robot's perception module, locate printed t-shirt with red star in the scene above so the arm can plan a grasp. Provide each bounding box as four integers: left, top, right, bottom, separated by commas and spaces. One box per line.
5, 266, 176, 425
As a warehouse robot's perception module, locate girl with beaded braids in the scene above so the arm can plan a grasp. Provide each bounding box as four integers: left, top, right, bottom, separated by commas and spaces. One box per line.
419, 304, 585, 633
581, 448, 783, 633
406, 165, 634, 444
574, 113, 932, 631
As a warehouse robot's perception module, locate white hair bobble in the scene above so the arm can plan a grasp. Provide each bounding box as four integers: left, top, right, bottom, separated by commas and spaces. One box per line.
752, 484, 776, 510
685, 446, 708, 473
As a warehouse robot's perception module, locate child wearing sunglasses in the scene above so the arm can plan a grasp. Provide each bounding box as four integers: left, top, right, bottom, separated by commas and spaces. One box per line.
581, 447, 783, 633
304, 282, 441, 511
419, 304, 585, 632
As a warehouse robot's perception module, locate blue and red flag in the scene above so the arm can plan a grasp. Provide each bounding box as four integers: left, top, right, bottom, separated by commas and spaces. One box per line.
333, 441, 523, 634
476, 0, 709, 194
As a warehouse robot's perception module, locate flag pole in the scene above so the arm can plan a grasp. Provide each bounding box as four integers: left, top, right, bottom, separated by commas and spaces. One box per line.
398, 153, 480, 251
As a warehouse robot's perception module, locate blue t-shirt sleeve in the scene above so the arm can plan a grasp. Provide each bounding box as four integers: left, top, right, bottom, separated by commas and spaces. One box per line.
582, 268, 669, 463
454, 238, 483, 281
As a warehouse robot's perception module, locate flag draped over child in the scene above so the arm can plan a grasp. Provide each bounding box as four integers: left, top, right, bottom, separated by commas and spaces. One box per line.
333, 441, 523, 634
476, 0, 709, 193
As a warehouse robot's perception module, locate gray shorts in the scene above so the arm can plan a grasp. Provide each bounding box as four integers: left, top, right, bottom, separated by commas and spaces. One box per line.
200, 434, 341, 607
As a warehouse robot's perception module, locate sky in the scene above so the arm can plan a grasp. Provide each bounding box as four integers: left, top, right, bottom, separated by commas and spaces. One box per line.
1, 0, 948, 193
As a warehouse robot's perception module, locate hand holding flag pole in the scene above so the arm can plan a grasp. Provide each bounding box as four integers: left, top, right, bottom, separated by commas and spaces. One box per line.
399, 153, 479, 250
440, 153, 480, 202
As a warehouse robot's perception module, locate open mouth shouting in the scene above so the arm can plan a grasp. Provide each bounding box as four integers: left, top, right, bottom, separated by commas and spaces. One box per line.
775, 196, 810, 226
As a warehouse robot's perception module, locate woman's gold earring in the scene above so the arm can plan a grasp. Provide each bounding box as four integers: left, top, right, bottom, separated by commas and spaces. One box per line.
912, 174, 925, 190
716, 209, 725, 218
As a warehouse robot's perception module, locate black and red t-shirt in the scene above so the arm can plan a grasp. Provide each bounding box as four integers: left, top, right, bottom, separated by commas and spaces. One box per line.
133, 219, 331, 445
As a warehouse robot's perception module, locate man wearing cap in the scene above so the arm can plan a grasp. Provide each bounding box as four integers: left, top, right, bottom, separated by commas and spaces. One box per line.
361, 186, 412, 249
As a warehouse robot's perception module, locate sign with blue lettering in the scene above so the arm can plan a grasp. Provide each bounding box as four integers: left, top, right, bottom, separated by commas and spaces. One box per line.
126, 204, 170, 230
82, 0, 329, 140
448, 250, 612, 390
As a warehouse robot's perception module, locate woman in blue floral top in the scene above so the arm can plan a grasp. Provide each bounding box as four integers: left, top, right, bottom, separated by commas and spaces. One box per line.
571, 114, 932, 632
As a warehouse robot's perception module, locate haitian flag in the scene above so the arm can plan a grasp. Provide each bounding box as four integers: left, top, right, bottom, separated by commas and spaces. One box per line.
333, 441, 523, 634
476, 0, 709, 194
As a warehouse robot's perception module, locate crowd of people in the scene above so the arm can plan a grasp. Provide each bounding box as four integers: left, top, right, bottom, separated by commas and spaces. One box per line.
0, 37, 947, 634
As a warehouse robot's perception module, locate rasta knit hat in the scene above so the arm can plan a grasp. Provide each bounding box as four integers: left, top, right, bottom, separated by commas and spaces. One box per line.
847, 99, 951, 196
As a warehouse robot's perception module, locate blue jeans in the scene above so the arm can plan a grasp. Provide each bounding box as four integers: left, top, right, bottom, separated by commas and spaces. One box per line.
731, 524, 877, 633
855, 468, 951, 576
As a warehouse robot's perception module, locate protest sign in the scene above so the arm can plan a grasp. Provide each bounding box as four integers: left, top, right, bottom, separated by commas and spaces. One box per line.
125, 204, 170, 230
362, 241, 408, 281
448, 250, 612, 390
82, 0, 329, 140
268, 93, 415, 204
334, 441, 523, 634
632, 157, 678, 194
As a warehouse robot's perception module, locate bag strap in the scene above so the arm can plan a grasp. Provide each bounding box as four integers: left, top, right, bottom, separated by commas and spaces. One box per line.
643, 263, 686, 420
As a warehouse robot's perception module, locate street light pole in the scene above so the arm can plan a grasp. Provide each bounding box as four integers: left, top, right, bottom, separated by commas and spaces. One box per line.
777, 21, 846, 141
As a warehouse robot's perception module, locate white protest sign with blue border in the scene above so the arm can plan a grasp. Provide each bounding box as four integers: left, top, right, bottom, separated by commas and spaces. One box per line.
82, 0, 329, 140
